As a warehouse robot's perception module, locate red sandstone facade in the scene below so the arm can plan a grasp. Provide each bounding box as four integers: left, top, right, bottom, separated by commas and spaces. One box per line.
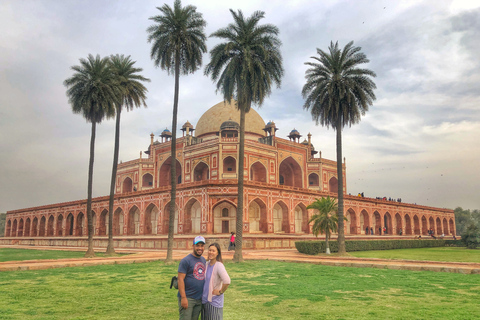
3, 101, 455, 247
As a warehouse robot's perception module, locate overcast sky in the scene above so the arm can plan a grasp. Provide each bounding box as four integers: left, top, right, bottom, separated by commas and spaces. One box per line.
1, 0, 479, 214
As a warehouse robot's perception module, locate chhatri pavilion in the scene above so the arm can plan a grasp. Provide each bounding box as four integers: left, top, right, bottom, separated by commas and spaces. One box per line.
3, 101, 455, 249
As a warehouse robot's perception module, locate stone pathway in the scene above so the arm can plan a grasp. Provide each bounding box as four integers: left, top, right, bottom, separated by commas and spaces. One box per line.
1, 245, 479, 274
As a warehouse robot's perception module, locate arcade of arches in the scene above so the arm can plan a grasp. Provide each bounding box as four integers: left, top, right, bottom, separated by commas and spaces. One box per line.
4, 190, 455, 238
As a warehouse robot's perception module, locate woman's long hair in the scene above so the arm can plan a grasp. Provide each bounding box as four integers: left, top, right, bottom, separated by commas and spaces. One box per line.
209, 242, 223, 263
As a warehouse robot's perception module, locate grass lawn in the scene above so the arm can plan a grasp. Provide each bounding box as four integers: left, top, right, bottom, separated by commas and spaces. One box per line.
348, 247, 480, 263
1, 259, 479, 320
0, 248, 124, 262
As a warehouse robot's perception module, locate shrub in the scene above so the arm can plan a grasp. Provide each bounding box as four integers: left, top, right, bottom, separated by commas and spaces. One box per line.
461, 223, 480, 249
295, 239, 447, 255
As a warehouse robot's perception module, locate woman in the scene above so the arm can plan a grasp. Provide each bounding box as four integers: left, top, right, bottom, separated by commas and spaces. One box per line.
202, 243, 231, 319
228, 232, 235, 251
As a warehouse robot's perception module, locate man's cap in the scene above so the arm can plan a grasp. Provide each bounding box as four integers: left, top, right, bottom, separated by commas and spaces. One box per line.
193, 236, 205, 244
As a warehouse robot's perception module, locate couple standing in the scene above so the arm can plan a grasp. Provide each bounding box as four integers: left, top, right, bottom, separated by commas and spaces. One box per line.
178, 236, 231, 320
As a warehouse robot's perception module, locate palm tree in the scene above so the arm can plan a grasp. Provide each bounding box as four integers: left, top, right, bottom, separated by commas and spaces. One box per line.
64, 54, 118, 258
302, 41, 376, 254
105, 55, 150, 255
147, 0, 207, 263
205, 10, 283, 262
307, 197, 344, 254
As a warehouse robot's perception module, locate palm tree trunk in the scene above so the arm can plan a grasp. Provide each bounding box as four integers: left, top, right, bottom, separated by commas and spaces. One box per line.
336, 115, 346, 254
233, 106, 245, 263
106, 107, 121, 255
166, 51, 180, 263
85, 121, 96, 258
325, 231, 330, 255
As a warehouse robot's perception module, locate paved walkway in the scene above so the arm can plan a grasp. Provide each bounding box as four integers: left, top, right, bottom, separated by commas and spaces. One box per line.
1, 245, 479, 274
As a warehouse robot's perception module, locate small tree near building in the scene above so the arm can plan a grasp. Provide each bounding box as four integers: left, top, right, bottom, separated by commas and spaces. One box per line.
461, 223, 480, 249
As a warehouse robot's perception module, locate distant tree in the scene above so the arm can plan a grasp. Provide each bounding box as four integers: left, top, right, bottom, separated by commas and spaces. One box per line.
0, 213, 6, 237
307, 197, 346, 254
302, 41, 376, 254
64, 54, 118, 258
147, 0, 207, 263
461, 223, 480, 249
105, 55, 150, 255
455, 207, 475, 235
205, 9, 283, 262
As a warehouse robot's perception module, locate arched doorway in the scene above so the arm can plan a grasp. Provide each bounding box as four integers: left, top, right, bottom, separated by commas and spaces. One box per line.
66, 214, 74, 236
128, 206, 140, 235
346, 208, 357, 234
329, 177, 338, 193
421, 216, 428, 235
39, 216, 46, 236
373, 211, 381, 234
249, 199, 268, 233
98, 210, 108, 236
56, 215, 64, 236
213, 201, 236, 234
413, 215, 420, 235
76, 213, 84, 236
384, 212, 392, 235
47, 215, 55, 236
24, 218, 31, 237
294, 204, 308, 234
223, 156, 236, 173
32, 217, 39, 237
11, 219, 17, 237
145, 203, 159, 235
184, 199, 201, 234
158, 157, 182, 186
142, 173, 154, 188
360, 210, 370, 234
113, 208, 124, 235
428, 217, 435, 233
405, 214, 412, 235
279, 157, 302, 188
273, 201, 289, 233
308, 173, 319, 187
163, 203, 179, 234
449, 219, 455, 235
194, 162, 209, 182
436, 217, 442, 235
443, 218, 448, 235
395, 213, 402, 235
122, 177, 133, 193
250, 162, 267, 183
18, 219, 24, 237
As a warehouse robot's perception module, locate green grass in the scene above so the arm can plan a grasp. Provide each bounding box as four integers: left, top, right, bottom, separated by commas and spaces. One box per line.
0, 248, 124, 262
349, 247, 480, 263
1, 260, 479, 319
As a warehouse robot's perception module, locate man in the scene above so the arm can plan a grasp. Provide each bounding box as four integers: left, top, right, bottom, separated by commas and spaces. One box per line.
178, 236, 206, 320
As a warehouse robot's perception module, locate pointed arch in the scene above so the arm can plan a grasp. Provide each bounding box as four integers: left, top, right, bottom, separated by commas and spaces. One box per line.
159, 157, 182, 186
248, 198, 267, 233
279, 157, 303, 188
395, 213, 402, 235
193, 161, 209, 182
18, 218, 24, 237
373, 211, 381, 234
223, 156, 236, 173
163, 202, 179, 235
421, 216, 428, 235
443, 218, 448, 235
449, 218, 455, 235
273, 201, 289, 233
405, 214, 412, 235
113, 207, 124, 235
142, 173, 154, 188
76, 213, 84, 236
308, 173, 319, 187
11, 219, 17, 237
127, 205, 141, 235
122, 177, 133, 193
250, 161, 267, 183
213, 200, 236, 234
32, 217, 39, 237
145, 203, 159, 235
329, 177, 338, 193
436, 217, 442, 235
294, 203, 308, 233
47, 215, 55, 236
24, 218, 31, 237
39, 216, 46, 236
384, 212, 392, 235
98, 209, 108, 236
360, 209, 370, 234
346, 208, 357, 234
56, 214, 64, 236
184, 198, 201, 234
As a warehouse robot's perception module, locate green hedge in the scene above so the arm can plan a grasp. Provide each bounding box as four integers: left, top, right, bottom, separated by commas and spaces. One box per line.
444, 239, 464, 247
295, 239, 449, 255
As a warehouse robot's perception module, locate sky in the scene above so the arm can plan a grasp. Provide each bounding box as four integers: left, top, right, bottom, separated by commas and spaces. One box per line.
1, 0, 479, 214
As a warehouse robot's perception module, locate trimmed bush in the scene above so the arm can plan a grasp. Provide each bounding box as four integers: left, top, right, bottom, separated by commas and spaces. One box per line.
295, 239, 447, 255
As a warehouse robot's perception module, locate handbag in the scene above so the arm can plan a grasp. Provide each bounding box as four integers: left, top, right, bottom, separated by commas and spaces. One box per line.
170, 276, 178, 289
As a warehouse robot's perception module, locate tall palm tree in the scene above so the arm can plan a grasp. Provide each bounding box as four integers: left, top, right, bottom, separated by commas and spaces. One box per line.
147, 0, 207, 263
205, 9, 283, 262
64, 54, 118, 258
307, 196, 344, 254
105, 55, 150, 255
302, 41, 376, 254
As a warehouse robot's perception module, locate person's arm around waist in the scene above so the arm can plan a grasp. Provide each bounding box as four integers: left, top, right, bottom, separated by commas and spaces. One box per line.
178, 272, 188, 309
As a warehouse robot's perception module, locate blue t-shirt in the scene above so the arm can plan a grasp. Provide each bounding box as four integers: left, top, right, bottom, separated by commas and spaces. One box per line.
178, 253, 206, 300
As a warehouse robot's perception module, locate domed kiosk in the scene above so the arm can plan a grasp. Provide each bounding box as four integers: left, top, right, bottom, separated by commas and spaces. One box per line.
4, 100, 456, 250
